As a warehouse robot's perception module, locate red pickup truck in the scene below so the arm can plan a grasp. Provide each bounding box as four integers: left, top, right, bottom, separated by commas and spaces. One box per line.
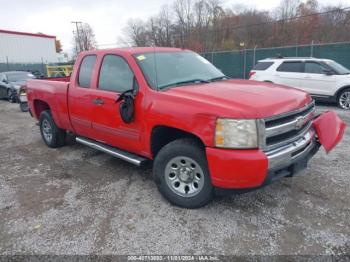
27, 47, 346, 208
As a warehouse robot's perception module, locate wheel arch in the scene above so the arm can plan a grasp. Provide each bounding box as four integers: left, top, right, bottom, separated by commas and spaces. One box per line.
335, 85, 350, 100
33, 99, 50, 119
150, 125, 205, 158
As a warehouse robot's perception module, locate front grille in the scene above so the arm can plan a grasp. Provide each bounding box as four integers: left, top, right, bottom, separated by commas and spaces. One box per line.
261, 101, 315, 151
266, 122, 312, 145
265, 103, 315, 128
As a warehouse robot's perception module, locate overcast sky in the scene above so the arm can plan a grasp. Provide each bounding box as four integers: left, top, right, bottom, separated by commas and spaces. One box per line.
0, 0, 349, 54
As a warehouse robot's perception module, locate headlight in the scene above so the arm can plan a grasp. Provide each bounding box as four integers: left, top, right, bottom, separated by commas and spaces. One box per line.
215, 118, 258, 148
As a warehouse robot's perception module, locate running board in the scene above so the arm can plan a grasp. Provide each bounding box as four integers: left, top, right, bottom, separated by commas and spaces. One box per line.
75, 137, 148, 166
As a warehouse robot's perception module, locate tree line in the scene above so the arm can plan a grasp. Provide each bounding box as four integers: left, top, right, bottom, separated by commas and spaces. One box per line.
120, 0, 350, 52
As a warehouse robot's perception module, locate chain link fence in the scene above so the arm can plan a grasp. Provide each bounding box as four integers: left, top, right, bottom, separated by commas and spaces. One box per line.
202, 42, 350, 79
0, 62, 74, 77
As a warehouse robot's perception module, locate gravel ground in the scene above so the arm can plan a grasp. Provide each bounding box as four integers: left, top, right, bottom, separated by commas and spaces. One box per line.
0, 100, 349, 256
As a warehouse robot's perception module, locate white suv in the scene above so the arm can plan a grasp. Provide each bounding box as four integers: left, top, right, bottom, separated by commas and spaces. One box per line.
249, 57, 350, 109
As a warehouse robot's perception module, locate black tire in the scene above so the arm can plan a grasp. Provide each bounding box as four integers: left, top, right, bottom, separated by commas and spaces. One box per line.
337, 88, 350, 110
7, 89, 16, 103
39, 110, 66, 148
19, 102, 28, 112
153, 139, 214, 208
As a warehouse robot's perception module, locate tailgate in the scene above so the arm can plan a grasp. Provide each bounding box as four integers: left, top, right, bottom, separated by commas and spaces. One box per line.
313, 111, 346, 153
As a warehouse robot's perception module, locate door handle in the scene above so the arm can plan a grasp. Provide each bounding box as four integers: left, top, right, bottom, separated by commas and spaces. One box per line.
92, 98, 104, 105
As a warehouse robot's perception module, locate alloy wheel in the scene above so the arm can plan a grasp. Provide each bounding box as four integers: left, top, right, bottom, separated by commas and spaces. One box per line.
339, 91, 350, 109
42, 119, 53, 143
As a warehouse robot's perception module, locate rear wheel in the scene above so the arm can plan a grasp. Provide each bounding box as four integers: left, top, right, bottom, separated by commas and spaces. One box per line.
338, 88, 350, 110
39, 110, 66, 148
153, 139, 214, 208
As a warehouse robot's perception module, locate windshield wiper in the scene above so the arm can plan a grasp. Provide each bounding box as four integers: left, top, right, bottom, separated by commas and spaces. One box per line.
208, 76, 230, 82
158, 79, 210, 90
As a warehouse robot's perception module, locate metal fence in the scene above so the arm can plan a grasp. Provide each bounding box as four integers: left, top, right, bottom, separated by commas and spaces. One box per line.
0, 62, 73, 77
0, 63, 47, 75
202, 42, 350, 79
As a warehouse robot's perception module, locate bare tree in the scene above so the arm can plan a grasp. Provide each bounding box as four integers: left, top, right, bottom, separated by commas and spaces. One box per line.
73, 23, 97, 56
122, 19, 149, 46
121, 0, 350, 52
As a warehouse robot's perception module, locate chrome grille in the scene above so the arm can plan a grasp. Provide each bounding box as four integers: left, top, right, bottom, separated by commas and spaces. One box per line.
259, 101, 316, 151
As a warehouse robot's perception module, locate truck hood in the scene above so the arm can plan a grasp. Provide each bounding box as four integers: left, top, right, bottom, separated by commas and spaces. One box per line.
165, 79, 312, 119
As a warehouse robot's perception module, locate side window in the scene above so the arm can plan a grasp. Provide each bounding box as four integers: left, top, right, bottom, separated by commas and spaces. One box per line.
277, 61, 302, 73
98, 55, 134, 93
253, 62, 274, 71
78, 55, 96, 88
305, 62, 327, 74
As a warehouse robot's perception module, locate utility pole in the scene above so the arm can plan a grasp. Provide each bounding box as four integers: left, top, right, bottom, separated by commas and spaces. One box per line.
71, 21, 83, 52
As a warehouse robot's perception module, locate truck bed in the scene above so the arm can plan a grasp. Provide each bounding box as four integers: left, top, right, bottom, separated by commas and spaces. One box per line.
27, 78, 73, 131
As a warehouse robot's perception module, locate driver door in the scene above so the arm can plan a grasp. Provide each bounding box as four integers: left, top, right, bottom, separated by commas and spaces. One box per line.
90, 54, 142, 153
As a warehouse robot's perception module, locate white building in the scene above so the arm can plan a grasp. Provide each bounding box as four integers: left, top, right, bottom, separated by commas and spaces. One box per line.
0, 29, 58, 64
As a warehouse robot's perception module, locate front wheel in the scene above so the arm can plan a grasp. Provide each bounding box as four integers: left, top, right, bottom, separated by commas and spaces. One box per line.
153, 139, 214, 208
39, 110, 66, 148
338, 88, 350, 110
7, 89, 16, 103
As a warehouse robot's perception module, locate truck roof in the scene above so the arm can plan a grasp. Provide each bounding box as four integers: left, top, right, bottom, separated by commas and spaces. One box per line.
81, 47, 186, 56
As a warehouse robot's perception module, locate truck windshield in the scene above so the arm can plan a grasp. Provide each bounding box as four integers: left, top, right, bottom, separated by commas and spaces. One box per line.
134, 51, 226, 90
323, 60, 350, 75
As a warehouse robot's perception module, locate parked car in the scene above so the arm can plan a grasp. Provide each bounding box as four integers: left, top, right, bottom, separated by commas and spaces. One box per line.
249, 57, 350, 110
0, 71, 36, 102
27, 70, 45, 79
26, 48, 345, 208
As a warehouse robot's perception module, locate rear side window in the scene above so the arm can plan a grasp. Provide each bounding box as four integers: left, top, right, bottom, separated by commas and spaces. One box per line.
78, 55, 96, 88
277, 61, 302, 73
305, 62, 328, 74
98, 55, 134, 93
253, 62, 274, 71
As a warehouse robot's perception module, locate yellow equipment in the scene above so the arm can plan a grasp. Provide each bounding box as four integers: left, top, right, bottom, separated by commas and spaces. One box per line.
46, 65, 73, 77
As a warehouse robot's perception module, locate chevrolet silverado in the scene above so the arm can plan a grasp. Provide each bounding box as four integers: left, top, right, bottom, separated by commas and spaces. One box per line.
26, 47, 346, 208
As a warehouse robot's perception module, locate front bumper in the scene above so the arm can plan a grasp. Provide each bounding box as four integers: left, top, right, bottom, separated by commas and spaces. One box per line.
206, 111, 345, 190
266, 128, 316, 171
206, 134, 319, 189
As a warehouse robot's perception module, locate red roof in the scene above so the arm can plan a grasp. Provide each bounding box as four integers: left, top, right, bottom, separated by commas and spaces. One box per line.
0, 29, 56, 39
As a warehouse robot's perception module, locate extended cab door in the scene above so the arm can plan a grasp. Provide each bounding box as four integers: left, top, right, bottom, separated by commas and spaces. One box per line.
90, 54, 143, 153
68, 55, 97, 138
272, 61, 303, 89
299, 61, 337, 96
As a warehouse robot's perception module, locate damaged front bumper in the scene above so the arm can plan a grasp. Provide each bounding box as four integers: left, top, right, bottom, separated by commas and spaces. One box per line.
207, 110, 346, 190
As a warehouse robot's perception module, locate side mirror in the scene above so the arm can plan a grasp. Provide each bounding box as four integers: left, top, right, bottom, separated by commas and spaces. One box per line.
116, 89, 135, 123
2, 79, 8, 83
323, 69, 333, 76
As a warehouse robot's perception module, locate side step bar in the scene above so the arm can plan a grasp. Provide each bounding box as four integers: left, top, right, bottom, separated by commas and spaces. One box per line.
76, 137, 148, 166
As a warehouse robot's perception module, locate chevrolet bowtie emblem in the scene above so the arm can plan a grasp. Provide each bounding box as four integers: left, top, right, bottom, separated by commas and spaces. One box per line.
295, 116, 306, 129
